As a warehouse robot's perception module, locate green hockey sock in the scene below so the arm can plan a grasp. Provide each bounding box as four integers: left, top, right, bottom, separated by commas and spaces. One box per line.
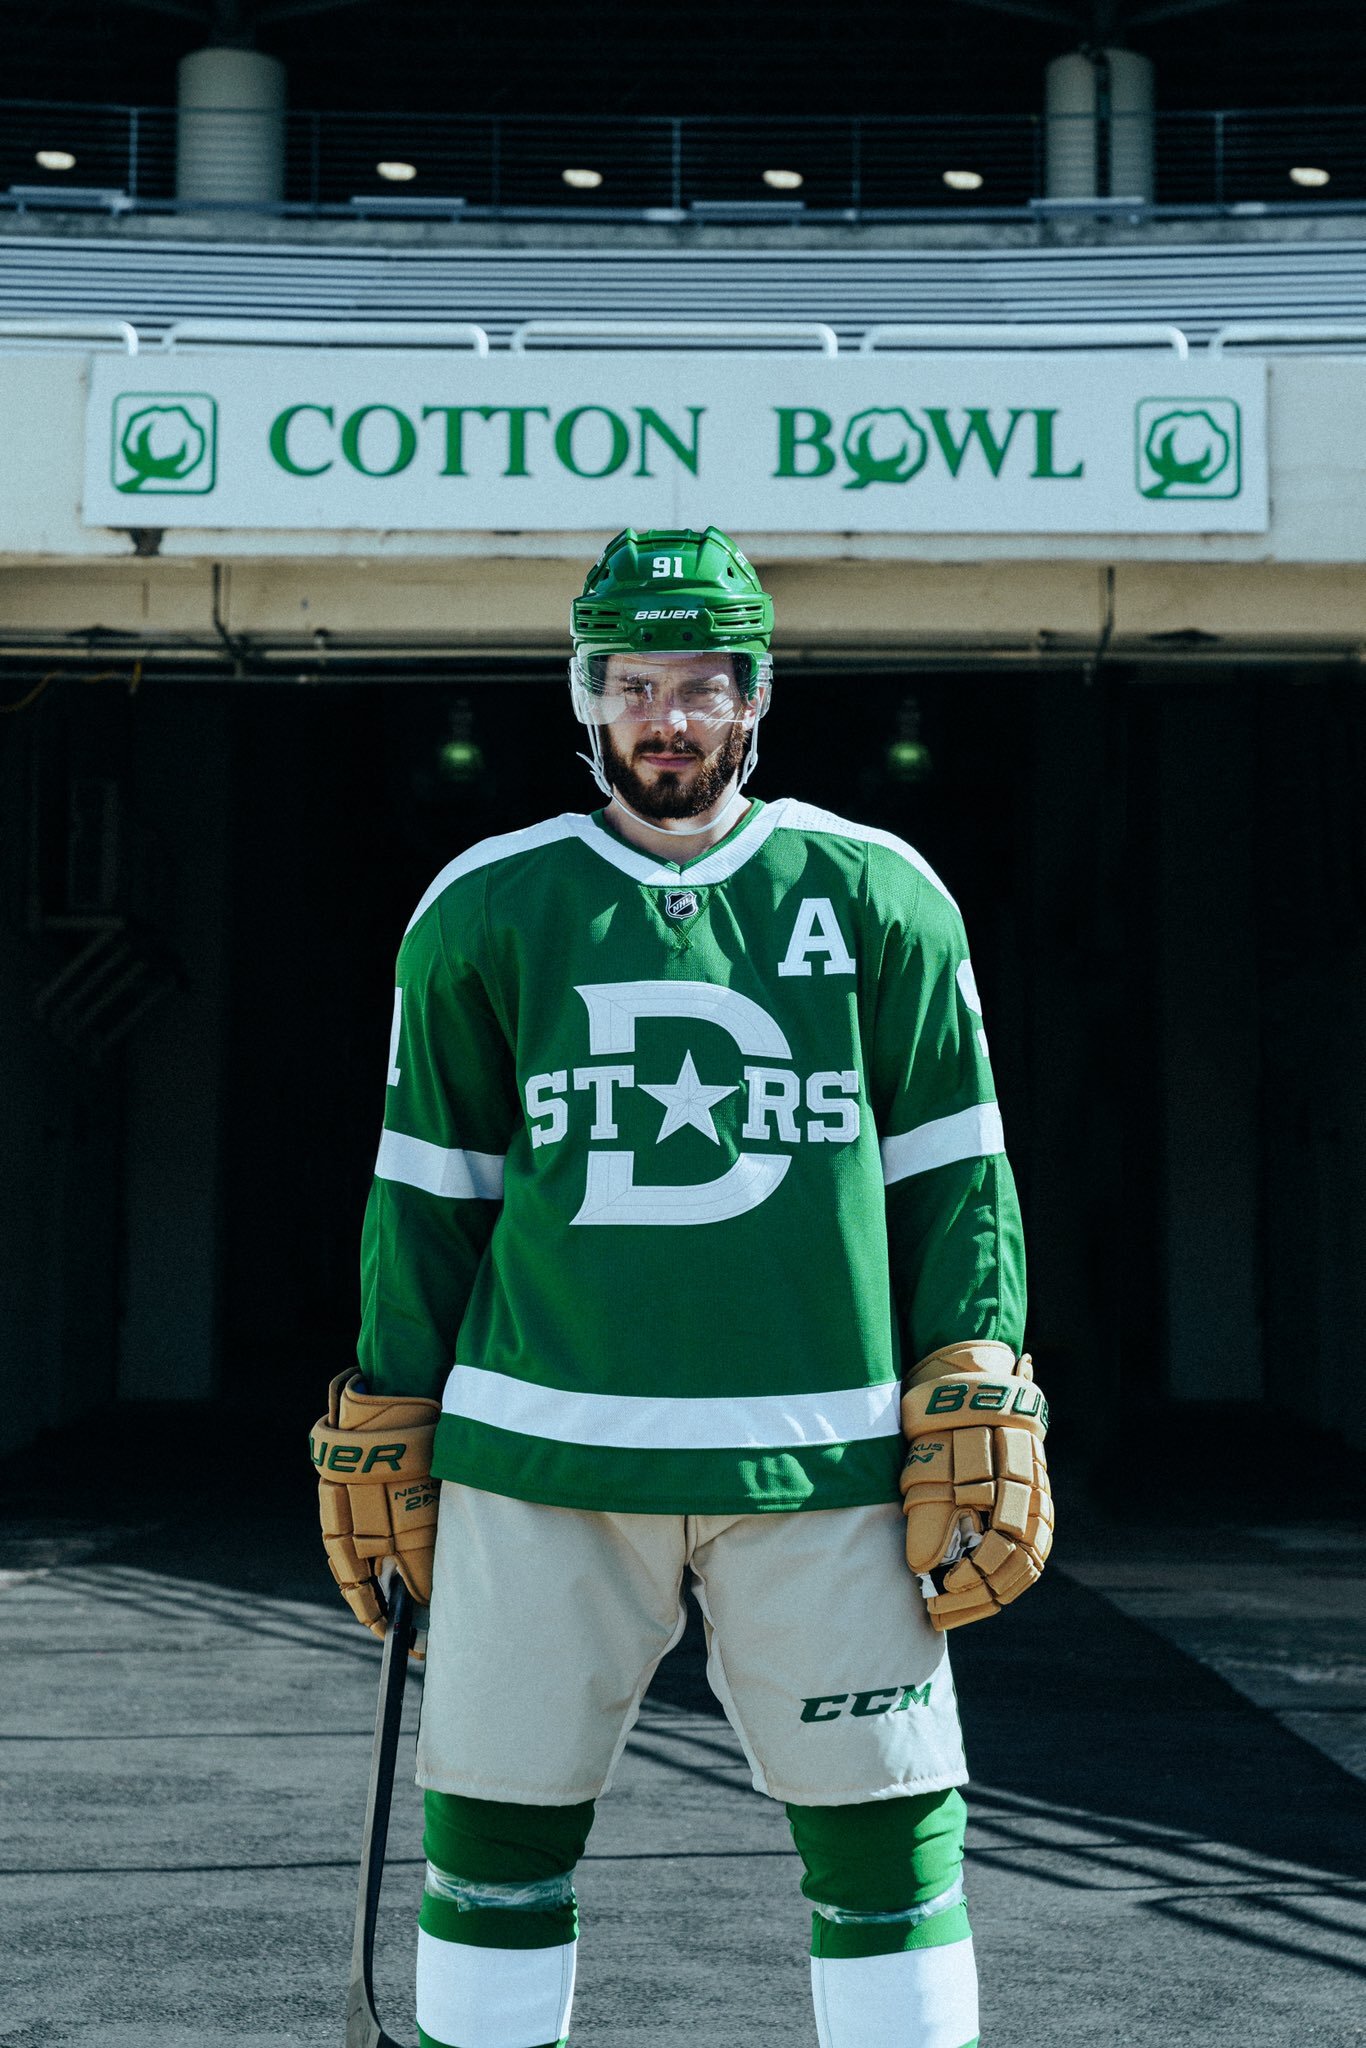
416, 1791, 593, 2048
787, 1788, 978, 2046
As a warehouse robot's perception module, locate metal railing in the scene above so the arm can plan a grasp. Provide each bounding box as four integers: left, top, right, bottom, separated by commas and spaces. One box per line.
1, 99, 1366, 223
1209, 321, 1366, 352
0, 314, 139, 351
508, 320, 840, 353
0, 314, 1226, 356
860, 323, 1189, 356
162, 317, 490, 351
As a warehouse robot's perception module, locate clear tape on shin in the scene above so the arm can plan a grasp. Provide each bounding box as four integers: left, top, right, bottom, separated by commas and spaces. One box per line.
424, 1862, 576, 1913
812, 1874, 965, 1928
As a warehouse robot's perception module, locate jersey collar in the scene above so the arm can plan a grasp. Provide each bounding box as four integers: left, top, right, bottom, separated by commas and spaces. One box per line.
574, 797, 787, 886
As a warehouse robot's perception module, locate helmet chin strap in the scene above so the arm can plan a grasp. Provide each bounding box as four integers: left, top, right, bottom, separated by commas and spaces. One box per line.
740, 704, 762, 789
577, 723, 614, 798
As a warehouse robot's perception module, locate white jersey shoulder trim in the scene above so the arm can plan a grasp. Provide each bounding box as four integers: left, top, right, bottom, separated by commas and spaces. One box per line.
404, 814, 585, 936
774, 801, 958, 908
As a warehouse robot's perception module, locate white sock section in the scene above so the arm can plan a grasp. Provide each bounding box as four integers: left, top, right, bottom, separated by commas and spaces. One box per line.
811, 1937, 979, 2048
416, 1930, 576, 2048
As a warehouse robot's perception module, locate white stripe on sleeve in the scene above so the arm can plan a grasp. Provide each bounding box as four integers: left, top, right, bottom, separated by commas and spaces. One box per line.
880, 1102, 1005, 1185
375, 1128, 505, 1200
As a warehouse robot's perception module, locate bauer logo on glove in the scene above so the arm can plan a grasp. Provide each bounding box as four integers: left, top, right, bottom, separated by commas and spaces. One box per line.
924, 1379, 1048, 1422
899, 1340, 1054, 1633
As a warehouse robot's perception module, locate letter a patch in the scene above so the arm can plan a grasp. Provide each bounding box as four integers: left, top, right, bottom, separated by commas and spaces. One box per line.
777, 897, 856, 978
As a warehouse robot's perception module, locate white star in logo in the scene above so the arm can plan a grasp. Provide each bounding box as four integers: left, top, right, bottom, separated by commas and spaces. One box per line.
639, 1050, 738, 1146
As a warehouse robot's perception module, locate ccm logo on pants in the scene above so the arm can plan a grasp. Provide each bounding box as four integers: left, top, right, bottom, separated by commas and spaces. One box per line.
800, 1682, 932, 1724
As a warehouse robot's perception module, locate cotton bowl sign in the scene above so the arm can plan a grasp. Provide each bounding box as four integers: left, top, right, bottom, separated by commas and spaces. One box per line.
84, 350, 1267, 534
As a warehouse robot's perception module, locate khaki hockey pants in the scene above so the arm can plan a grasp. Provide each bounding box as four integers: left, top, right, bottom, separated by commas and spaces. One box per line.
417, 1483, 967, 1806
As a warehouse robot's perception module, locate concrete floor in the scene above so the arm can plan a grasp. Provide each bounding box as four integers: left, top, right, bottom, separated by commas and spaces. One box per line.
1, 1488, 1364, 2048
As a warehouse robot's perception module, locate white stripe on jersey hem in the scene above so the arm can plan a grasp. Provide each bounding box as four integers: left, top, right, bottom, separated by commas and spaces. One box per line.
774, 801, 958, 908
881, 1102, 1005, 1184
571, 799, 788, 886
404, 814, 584, 934
441, 1364, 900, 1450
376, 1129, 505, 1200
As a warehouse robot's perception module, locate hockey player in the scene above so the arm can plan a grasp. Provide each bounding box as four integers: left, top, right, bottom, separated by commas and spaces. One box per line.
311, 527, 1052, 2048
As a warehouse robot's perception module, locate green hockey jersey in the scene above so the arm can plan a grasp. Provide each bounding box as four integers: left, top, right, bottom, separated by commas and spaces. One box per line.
359, 797, 1025, 1516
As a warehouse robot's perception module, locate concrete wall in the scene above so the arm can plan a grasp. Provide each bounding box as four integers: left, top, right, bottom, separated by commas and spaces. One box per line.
11, 554, 1366, 672
0, 929, 125, 1455
0, 685, 233, 1459
1256, 675, 1366, 1450
116, 693, 231, 1403
1154, 688, 1263, 1404
0, 695, 125, 1455
1016, 673, 1133, 1453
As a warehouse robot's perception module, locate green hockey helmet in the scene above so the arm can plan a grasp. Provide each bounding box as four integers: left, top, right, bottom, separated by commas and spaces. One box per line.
569, 527, 775, 795
572, 525, 772, 688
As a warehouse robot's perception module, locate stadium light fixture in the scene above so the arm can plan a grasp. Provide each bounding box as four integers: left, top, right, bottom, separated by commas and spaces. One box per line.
377, 161, 418, 182
1289, 166, 1330, 188
439, 738, 485, 781
943, 169, 984, 192
887, 697, 932, 785
35, 150, 76, 172
563, 167, 604, 189
763, 168, 804, 191
439, 702, 485, 785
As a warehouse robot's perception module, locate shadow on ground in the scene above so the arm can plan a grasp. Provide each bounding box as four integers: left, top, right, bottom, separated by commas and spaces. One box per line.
5, 1407, 1365, 2014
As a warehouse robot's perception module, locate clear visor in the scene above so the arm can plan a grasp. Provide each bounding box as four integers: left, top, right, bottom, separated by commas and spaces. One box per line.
570, 650, 761, 729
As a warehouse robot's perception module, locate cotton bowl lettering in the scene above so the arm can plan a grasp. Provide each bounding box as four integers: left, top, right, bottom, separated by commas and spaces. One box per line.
268, 401, 705, 482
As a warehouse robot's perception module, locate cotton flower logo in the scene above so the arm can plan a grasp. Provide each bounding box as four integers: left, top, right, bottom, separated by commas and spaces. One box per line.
116, 405, 207, 491
1139, 408, 1232, 498
110, 396, 217, 495
842, 407, 930, 490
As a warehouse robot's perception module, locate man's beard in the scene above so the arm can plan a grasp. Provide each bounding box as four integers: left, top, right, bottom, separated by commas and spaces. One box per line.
603, 719, 750, 820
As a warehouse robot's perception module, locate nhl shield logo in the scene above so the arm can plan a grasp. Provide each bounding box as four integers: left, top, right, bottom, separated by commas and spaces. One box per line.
663, 889, 699, 920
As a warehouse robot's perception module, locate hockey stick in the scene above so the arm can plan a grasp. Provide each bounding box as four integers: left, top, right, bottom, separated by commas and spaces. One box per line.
346, 1577, 416, 2048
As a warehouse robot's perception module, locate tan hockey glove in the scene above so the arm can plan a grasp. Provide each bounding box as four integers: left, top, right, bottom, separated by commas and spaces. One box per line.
309, 1371, 441, 1640
899, 1340, 1053, 1633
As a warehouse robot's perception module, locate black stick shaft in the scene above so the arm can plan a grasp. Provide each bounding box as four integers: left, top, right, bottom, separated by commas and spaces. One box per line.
346, 1580, 416, 2048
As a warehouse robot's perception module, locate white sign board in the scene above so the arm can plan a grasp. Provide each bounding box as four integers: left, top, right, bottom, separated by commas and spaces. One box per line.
84, 350, 1268, 535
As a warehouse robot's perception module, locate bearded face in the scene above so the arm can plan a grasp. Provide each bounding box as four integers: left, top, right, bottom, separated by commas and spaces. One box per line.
600, 713, 752, 819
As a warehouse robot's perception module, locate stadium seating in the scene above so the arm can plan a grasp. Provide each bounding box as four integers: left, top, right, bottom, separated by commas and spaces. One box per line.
2, 229, 1366, 348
